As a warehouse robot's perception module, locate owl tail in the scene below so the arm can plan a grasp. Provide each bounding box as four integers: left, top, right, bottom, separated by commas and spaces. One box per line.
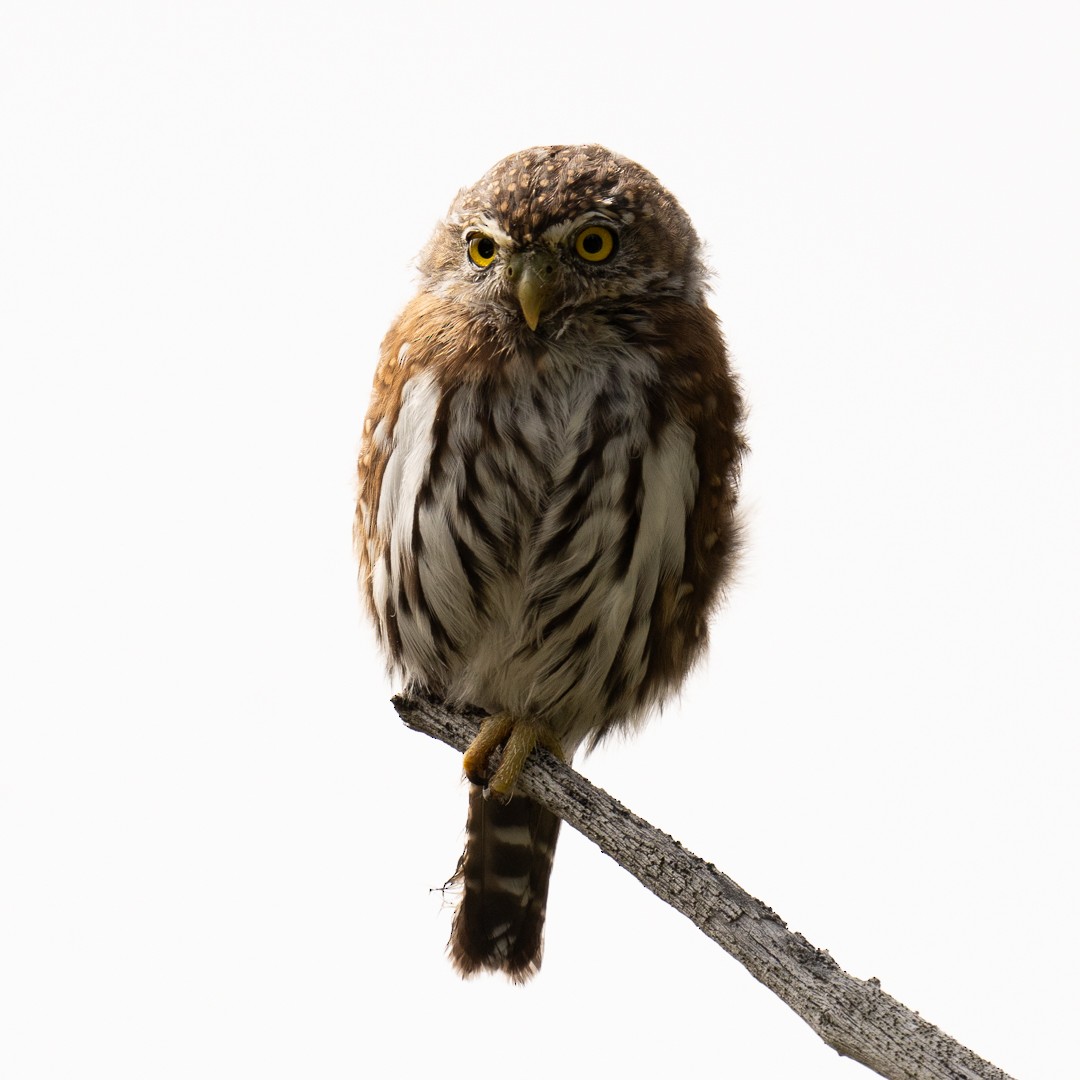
448, 784, 561, 983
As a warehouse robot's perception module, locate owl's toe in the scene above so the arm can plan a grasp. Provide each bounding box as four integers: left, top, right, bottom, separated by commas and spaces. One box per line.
462, 713, 516, 786
462, 714, 564, 802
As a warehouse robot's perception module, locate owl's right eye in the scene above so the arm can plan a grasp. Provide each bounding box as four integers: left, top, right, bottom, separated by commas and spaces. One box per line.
467, 234, 497, 268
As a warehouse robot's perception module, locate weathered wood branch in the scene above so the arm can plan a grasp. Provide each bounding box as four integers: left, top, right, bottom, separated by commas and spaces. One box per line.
394, 692, 1015, 1080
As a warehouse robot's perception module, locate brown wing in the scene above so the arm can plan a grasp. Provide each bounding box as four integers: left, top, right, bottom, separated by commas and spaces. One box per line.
633, 300, 747, 709
354, 307, 415, 646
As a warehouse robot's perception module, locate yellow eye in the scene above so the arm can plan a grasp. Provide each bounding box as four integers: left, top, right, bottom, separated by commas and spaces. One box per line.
467, 234, 497, 268
574, 225, 617, 263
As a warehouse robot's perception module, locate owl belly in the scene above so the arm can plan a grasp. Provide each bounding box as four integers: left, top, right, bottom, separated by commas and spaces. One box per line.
375, 364, 698, 753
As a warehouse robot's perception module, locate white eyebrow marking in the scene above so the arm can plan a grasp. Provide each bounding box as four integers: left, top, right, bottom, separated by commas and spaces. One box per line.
540, 211, 619, 247
462, 215, 515, 249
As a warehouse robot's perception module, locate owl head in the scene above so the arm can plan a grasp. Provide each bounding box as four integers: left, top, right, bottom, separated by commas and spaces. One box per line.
419, 145, 705, 335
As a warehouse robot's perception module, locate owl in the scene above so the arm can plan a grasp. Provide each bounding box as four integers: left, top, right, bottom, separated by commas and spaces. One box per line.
356, 145, 745, 981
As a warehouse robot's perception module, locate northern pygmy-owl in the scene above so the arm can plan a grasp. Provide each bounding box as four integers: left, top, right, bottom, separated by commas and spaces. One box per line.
356, 145, 745, 981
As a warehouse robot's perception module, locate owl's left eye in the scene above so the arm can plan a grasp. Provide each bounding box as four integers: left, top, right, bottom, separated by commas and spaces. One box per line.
467, 234, 497, 268
574, 225, 617, 263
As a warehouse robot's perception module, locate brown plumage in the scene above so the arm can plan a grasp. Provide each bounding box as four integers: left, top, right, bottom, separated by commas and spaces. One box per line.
356, 145, 745, 980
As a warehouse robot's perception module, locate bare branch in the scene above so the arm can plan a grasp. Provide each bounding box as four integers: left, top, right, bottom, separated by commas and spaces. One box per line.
394, 692, 1015, 1080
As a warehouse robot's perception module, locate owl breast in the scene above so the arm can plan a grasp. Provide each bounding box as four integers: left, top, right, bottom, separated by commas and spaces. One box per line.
369, 344, 699, 755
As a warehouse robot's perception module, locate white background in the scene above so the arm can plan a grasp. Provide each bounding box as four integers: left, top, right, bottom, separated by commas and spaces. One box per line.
2, 2, 1076, 1077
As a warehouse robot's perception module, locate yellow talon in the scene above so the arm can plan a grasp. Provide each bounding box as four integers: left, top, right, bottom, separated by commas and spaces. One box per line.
462, 714, 564, 802
462, 714, 516, 785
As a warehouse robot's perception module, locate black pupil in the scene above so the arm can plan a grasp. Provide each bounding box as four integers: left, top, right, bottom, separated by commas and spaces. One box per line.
475, 237, 495, 260
582, 231, 604, 254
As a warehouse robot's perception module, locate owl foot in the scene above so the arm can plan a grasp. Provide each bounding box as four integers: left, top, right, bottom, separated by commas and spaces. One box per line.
462, 714, 564, 802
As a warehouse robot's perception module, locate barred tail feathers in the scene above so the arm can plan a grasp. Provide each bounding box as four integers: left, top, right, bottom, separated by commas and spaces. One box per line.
449, 785, 561, 983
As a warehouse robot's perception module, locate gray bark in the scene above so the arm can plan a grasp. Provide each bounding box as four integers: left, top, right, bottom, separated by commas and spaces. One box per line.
394, 692, 1016, 1080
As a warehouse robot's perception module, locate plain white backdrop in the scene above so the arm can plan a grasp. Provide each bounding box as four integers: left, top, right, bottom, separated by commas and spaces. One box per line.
2, 2, 1076, 1077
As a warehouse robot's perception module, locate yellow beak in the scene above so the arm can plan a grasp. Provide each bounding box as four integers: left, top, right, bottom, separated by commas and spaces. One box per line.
510, 253, 556, 331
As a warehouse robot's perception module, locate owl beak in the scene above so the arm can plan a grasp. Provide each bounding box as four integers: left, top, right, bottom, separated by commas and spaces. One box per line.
510, 253, 556, 331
